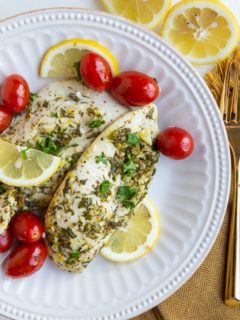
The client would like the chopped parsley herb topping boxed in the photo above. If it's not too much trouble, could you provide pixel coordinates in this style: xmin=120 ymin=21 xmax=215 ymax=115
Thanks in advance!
xmin=88 ymin=118 xmax=105 ymax=129
xmin=0 ymin=185 xmax=5 ymax=194
xmin=99 ymin=180 xmax=111 ymax=195
xmin=30 ymin=92 xmax=38 ymax=102
xmin=73 ymin=61 xmax=81 ymax=78
xmin=123 ymin=153 xmax=136 ymax=176
xmin=68 ymin=251 xmax=80 ymax=263
xmin=127 ymin=133 xmax=140 ymax=145
xmin=123 ymin=158 xmax=136 ymax=176
xmin=50 ymin=112 xmax=58 ymax=118
xmin=122 ymin=201 xmax=136 ymax=209
xmin=20 ymin=148 xmax=29 ymax=160
xmin=117 ymin=186 xmax=137 ymax=208
xmin=39 ymin=135 xmax=62 ymax=155
xmin=96 ymin=152 xmax=108 ymax=165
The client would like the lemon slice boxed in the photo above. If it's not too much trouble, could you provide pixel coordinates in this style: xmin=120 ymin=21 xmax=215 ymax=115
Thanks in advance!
xmin=0 ymin=139 xmax=61 ymax=187
xmin=40 ymin=38 xmax=119 ymax=78
xmin=100 ymin=197 xmax=160 ymax=262
xmin=102 ymin=0 xmax=172 ymax=29
xmin=162 ymin=0 xmax=239 ymax=64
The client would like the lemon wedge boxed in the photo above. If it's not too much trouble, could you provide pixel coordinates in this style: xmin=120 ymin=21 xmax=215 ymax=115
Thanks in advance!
xmin=102 ymin=0 xmax=172 ymax=29
xmin=162 ymin=0 xmax=239 ymax=64
xmin=0 ymin=139 xmax=61 ymax=187
xmin=100 ymin=197 xmax=160 ymax=262
xmin=39 ymin=38 xmax=119 ymax=78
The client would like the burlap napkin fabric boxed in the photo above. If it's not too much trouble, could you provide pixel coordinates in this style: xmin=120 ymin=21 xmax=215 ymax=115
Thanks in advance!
xmin=134 ymin=200 xmax=240 ymax=320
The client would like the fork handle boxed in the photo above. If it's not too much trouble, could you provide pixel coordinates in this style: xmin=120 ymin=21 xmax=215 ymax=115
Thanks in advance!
xmin=225 ymin=147 xmax=240 ymax=305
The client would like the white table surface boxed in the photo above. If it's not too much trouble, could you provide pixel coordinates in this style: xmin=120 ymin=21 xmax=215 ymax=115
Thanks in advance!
xmin=0 ymin=1 xmax=239 ymax=320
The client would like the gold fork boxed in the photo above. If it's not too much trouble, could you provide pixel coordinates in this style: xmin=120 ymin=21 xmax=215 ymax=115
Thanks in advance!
xmin=221 ymin=51 xmax=240 ymax=305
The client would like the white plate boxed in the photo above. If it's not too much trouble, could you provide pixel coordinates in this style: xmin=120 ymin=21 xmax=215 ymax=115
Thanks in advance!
xmin=0 ymin=8 xmax=230 ymax=320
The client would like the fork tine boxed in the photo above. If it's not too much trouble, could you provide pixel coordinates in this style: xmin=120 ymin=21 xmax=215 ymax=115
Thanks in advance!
xmin=230 ymin=63 xmax=239 ymax=122
xmin=226 ymin=64 xmax=233 ymax=123
xmin=236 ymin=63 xmax=240 ymax=122
xmin=220 ymin=60 xmax=231 ymax=122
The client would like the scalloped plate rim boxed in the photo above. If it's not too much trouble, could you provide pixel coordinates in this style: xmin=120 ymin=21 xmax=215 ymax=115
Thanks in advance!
xmin=0 ymin=7 xmax=231 ymax=320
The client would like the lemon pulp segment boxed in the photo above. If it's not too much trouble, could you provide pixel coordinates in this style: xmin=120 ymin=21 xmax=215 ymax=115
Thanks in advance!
xmin=0 ymin=139 xmax=61 ymax=187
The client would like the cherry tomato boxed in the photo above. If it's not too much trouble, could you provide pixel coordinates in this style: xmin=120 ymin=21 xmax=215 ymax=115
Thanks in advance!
xmin=80 ymin=52 xmax=113 ymax=91
xmin=110 ymin=71 xmax=160 ymax=107
xmin=1 ymin=74 xmax=30 ymax=113
xmin=0 ymin=228 xmax=13 ymax=253
xmin=11 ymin=212 xmax=44 ymax=243
xmin=156 ymin=127 xmax=194 ymax=160
xmin=0 ymin=105 xmax=12 ymax=133
xmin=4 ymin=241 xmax=47 ymax=278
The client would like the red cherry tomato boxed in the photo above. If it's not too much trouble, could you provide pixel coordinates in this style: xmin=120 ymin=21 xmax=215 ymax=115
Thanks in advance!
xmin=11 ymin=212 xmax=44 ymax=243
xmin=110 ymin=71 xmax=160 ymax=107
xmin=80 ymin=52 xmax=113 ymax=91
xmin=1 ymin=74 xmax=30 ymax=113
xmin=4 ymin=241 xmax=47 ymax=278
xmin=0 ymin=228 xmax=13 ymax=253
xmin=0 ymin=105 xmax=12 ymax=133
xmin=156 ymin=127 xmax=194 ymax=160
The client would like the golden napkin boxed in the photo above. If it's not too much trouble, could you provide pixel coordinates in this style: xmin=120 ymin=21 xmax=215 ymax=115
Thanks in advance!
xmin=135 ymin=206 xmax=240 ymax=320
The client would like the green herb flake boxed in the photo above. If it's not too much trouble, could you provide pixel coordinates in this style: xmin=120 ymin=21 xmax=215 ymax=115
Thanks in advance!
xmin=20 ymin=148 xmax=29 ymax=160
xmin=78 ymin=197 xmax=92 ymax=209
xmin=68 ymin=93 xmax=80 ymax=102
xmin=30 ymin=92 xmax=38 ymax=102
xmin=123 ymin=157 xmax=136 ymax=175
xmin=68 ymin=251 xmax=80 ymax=262
xmin=127 ymin=133 xmax=139 ymax=145
xmin=39 ymin=135 xmax=62 ymax=155
xmin=73 ymin=61 xmax=81 ymax=78
xmin=68 ymin=157 xmax=78 ymax=167
xmin=88 ymin=118 xmax=105 ymax=129
xmin=43 ymin=100 xmax=49 ymax=108
xmin=99 ymin=180 xmax=111 ymax=195
xmin=96 ymin=152 xmax=108 ymax=165
xmin=117 ymin=186 xmax=137 ymax=203
xmin=50 ymin=112 xmax=58 ymax=118
xmin=122 ymin=200 xmax=136 ymax=209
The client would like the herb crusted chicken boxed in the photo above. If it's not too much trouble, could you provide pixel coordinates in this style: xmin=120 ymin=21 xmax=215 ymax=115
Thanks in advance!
xmin=0 ymin=79 xmax=127 ymax=230
xmin=45 ymin=104 xmax=159 ymax=272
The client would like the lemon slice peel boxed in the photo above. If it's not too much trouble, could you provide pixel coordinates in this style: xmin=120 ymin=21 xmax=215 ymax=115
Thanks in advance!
xmin=39 ymin=38 xmax=119 ymax=78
